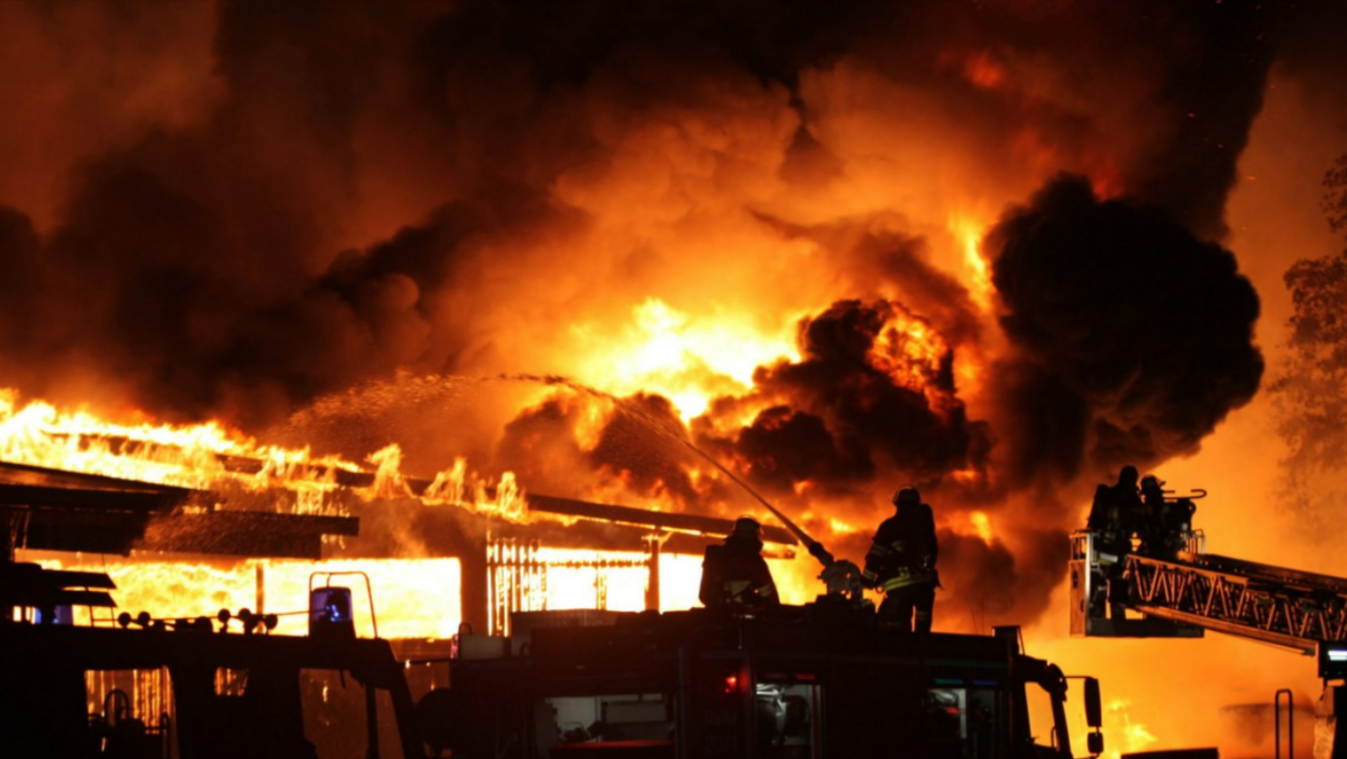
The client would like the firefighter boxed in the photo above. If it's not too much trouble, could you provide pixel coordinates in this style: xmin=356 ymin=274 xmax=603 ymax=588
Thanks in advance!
xmin=1142 ymin=475 xmax=1197 ymax=560
xmin=1167 ymin=496 xmax=1197 ymax=553
xmin=863 ymin=487 xmax=939 ymax=632
xmin=1111 ymin=465 xmax=1143 ymax=539
xmin=1103 ymin=465 xmax=1142 ymax=619
xmin=699 ymin=516 xmax=780 ymax=611
xmin=1140 ymin=474 xmax=1167 ymax=556
xmin=1085 ymin=482 xmax=1123 ymax=617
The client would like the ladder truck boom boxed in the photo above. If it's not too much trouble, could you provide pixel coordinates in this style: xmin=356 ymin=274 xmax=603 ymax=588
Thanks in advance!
xmin=1129 ymin=549 xmax=1347 ymax=654
xmin=1070 ymin=480 xmax=1347 ymax=759
xmin=1071 ymin=529 xmax=1347 ymax=655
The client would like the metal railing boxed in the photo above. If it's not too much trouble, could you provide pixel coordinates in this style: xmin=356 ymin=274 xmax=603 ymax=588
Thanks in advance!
xmin=1275 ymin=688 xmax=1294 ymax=759
xmin=486 ymin=536 xmax=651 ymax=637
xmin=1125 ymin=553 xmax=1347 ymax=654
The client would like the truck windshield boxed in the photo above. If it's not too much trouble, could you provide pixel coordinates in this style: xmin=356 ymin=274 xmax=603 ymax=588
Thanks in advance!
xmin=1024 ymin=680 xmax=1060 ymax=750
xmin=300 ymin=668 xmax=403 ymax=759
xmin=926 ymin=684 xmax=1000 ymax=758
xmin=536 ymin=692 xmax=674 ymax=758
xmin=756 ymin=680 xmax=822 ymax=758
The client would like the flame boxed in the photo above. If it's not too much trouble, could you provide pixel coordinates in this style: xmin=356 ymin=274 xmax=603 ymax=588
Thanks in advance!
xmin=422 ymin=458 xmax=468 ymax=506
xmin=368 ymin=444 xmax=414 ymax=499
xmin=0 ymin=389 xmax=357 ymax=508
xmin=30 ymin=549 xmax=711 ymax=641
xmin=485 ymin=471 xmax=528 ymax=521
xmin=0 ymin=388 xmax=530 ymax=522
xmin=767 ymin=550 xmax=832 ymax=607
xmin=828 ymin=517 xmax=858 ymax=536
xmin=1106 ymin=699 xmax=1158 ymax=758
xmin=36 ymin=556 xmax=464 ymax=640
xmin=4 ymin=387 xmax=714 ymax=636
xmin=946 ymin=213 xmax=993 ymax=311
xmin=942 ymin=509 xmax=996 ymax=547
xmin=534 ymin=547 xmax=651 ymax=610
xmin=969 ymin=511 xmax=994 ymax=542
xmin=866 ymin=306 xmax=958 ymax=412
xmin=572 ymin=297 xmax=798 ymax=421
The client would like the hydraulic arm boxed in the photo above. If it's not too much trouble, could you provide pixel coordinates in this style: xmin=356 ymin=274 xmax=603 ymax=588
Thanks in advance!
xmin=1071 ymin=529 xmax=1347 ymax=654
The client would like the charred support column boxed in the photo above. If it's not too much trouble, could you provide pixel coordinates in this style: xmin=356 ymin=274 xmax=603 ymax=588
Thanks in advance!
xmin=460 ymin=536 xmax=489 ymax=635
xmin=2 ymin=506 xmax=23 ymax=562
xmin=255 ymin=563 xmax=265 ymax=617
xmin=645 ymin=533 xmax=662 ymax=612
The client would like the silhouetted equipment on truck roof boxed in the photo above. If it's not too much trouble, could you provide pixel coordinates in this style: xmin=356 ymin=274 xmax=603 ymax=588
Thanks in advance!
xmin=0 ymin=460 xmax=358 ymax=559
xmin=4 ymin=555 xmax=1113 ymax=759
xmin=1 ymin=564 xmax=426 ymax=759
xmin=3 ymin=454 xmax=1117 ymax=757
xmin=428 ymin=607 xmax=1104 ymax=758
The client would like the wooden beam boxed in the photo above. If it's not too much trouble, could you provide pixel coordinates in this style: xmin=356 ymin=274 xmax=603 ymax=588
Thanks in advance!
xmin=524 ymin=493 xmax=798 ymax=545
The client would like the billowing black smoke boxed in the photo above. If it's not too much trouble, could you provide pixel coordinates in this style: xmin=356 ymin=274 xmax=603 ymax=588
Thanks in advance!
xmin=986 ymin=175 xmax=1264 ymax=492
xmin=0 ymin=0 xmax=1306 ymax=630
xmin=724 ymin=299 xmax=988 ymax=492
xmin=0 ymin=0 xmax=1289 ymax=426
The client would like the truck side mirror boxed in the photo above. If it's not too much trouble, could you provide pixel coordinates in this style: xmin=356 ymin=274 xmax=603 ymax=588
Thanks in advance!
xmin=1087 ymin=731 xmax=1105 ymax=756
xmin=1084 ymin=676 xmax=1102 ymax=728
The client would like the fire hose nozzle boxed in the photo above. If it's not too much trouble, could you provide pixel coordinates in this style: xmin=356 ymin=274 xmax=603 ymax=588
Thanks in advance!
xmin=807 ymin=540 xmax=835 ymax=567
xmin=818 ymin=559 xmax=865 ymax=601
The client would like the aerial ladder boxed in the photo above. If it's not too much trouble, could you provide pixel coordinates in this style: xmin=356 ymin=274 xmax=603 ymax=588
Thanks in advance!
xmin=1070 ymin=487 xmax=1347 ymax=757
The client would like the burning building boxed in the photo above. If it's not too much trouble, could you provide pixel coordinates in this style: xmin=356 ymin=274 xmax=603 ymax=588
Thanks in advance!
xmin=2 ymin=0 xmax=1347 ymax=755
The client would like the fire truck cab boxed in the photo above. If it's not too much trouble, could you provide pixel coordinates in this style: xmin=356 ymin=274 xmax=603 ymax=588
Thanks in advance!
xmin=0 ymin=565 xmax=425 ymax=759
xmin=428 ymin=605 xmax=1101 ymax=758
xmin=0 ymin=620 xmax=426 ymax=759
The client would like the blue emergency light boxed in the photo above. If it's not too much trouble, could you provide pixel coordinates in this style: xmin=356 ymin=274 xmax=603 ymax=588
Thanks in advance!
xmin=309 ymin=586 xmax=356 ymax=640
xmin=34 ymin=605 xmax=72 ymax=625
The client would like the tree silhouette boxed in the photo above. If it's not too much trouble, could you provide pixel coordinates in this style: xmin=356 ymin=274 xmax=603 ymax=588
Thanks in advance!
xmin=1325 ymin=154 xmax=1347 ymax=235
xmin=1272 ymin=153 xmax=1347 ymax=528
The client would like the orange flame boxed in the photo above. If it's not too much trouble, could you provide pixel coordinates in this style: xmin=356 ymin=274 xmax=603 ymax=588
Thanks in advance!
xmin=866 ymin=306 xmax=960 ymax=416
xmin=946 ymin=213 xmax=994 ymax=311
xmin=0 ymin=388 xmax=529 ymax=522
xmin=38 ymin=556 xmax=464 ymax=640
xmin=572 ymin=297 xmax=799 ymax=422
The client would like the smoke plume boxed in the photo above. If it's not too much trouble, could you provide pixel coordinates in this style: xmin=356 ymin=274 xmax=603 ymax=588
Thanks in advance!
xmin=0 ymin=0 xmax=1295 ymax=628
xmin=986 ymin=176 xmax=1264 ymax=494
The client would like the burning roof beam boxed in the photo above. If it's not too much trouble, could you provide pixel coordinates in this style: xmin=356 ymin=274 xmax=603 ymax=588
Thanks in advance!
xmin=45 ymin=431 xmax=793 ymax=545
xmin=1 ymin=461 xmax=194 ymax=558
xmin=0 ymin=461 xmax=358 ymax=560
xmin=0 ymin=562 xmax=117 ymax=612
xmin=522 ymin=493 xmax=798 ymax=545
xmin=138 ymin=510 xmax=358 ymax=560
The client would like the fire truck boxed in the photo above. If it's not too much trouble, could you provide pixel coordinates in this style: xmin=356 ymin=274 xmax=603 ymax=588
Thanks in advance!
xmin=3 ymin=564 xmax=1103 ymax=759
xmin=1 ymin=458 xmax=1109 ymax=758
xmin=425 ymin=606 xmax=1104 ymax=758
xmin=0 ymin=563 xmax=425 ymax=759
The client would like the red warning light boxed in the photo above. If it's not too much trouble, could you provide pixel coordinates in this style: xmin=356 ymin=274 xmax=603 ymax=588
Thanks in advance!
xmin=723 ymin=674 xmax=739 ymax=694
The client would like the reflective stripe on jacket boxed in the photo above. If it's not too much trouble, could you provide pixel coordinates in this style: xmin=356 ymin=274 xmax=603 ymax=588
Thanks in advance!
xmin=881 ymin=566 xmax=936 ymax=592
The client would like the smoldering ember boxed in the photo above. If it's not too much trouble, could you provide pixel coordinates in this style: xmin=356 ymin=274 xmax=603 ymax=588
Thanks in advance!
xmin=1 ymin=2 xmax=1347 ymax=758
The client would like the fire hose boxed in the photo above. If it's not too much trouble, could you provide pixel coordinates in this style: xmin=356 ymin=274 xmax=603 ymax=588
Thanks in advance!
xmin=741 ymin=491 xmax=866 ymax=601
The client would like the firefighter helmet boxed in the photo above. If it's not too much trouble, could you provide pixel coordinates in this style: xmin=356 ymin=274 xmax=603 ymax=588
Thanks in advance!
xmin=892 ymin=487 xmax=920 ymax=507
xmin=1118 ymin=465 xmax=1139 ymax=487
xmin=732 ymin=516 xmax=763 ymax=539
